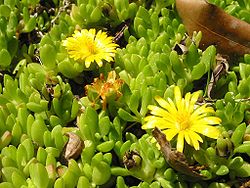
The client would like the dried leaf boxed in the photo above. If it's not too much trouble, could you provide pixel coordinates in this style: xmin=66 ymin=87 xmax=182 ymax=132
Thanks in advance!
xmin=113 ymin=21 xmax=130 ymax=44
xmin=152 ymin=127 xmax=204 ymax=179
xmin=173 ymin=43 xmax=188 ymax=55
xmin=207 ymin=54 xmax=229 ymax=98
xmin=123 ymin=150 xmax=141 ymax=169
xmin=176 ymin=0 xmax=250 ymax=56
xmin=60 ymin=132 xmax=84 ymax=165
xmin=240 ymin=178 xmax=250 ymax=188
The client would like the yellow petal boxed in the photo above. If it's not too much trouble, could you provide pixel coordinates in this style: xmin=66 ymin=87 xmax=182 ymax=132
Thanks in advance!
xmin=167 ymin=98 xmax=178 ymax=113
xmin=96 ymin=29 xmax=103 ymax=38
xmin=62 ymin=40 xmax=68 ymax=46
xmin=174 ymin=86 xmax=182 ymax=109
xmin=163 ymin=129 xmax=179 ymax=141
xmin=178 ymin=98 xmax=186 ymax=113
xmin=148 ymin=105 xmax=174 ymax=120
xmin=174 ymin=86 xmax=182 ymax=101
xmin=189 ymin=135 xmax=200 ymax=150
xmin=177 ymin=131 xmax=185 ymax=152
xmin=85 ymin=60 xmax=91 ymax=68
xmin=197 ymin=116 xmax=222 ymax=125
xmin=191 ymin=105 xmax=215 ymax=119
xmin=89 ymin=28 xmax=96 ymax=37
xmin=104 ymin=56 xmax=113 ymax=62
xmin=184 ymin=92 xmax=191 ymax=111
xmin=188 ymin=91 xmax=199 ymax=113
xmin=73 ymin=30 xmax=80 ymax=36
xmin=187 ymin=130 xmax=203 ymax=150
xmin=96 ymin=60 xmax=103 ymax=67
xmin=184 ymin=130 xmax=191 ymax=145
xmin=155 ymin=96 xmax=177 ymax=115
xmin=190 ymin=124 xmax=220 ymax=139
xmin=190 ymin=112 xmax=209 ymax=122
xmin=142 ymin=116 xmax=176 ymax=129
xmin=188 ymin=130 xmax=203 ymax=143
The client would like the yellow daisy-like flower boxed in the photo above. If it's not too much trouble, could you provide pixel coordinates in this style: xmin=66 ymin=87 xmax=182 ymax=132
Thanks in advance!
xmin=62 ymin=28 xmax=118 ymax=68
xmin=142 ymin=86 xmax=221 ymax=153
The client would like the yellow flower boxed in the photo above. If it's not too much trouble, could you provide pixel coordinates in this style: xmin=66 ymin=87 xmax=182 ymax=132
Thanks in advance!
xmin=142 ymin=86 xmax=221 ymax=153
xmin=62 ymin=29 xmax=118 ymax=68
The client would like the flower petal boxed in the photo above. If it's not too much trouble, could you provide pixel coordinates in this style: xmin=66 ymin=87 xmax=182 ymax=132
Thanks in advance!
xmin=184 ymin=92 xmax=191 ymax=111
xmin=163 ymin=129 xmax=179 ymax=141
xmin=191 ymin=105 xmax=215 ymax=119
xmin=85 ymin=60 xmax=91 ymax=68
xmin=184 ymin=130 xmax=191 ymax=145
xmin=167 ymin=98 xmax=178 ymax=113
xmin=187 ymin=130 xmax=203 ymax=150
xmin=188 ymin=130 xmax=203 ymax=142
xmin=174 ymin=86 xmax=182 ymax=101
xmin=190 ymin=136 xmax=200 ymax=150
xmin=197 ymin=116 xmax=222 ymax=125
xmin=174 ymin=86 xmax=182 ymax=109
xmin=190 ymin=124 xmax=220 ymax=139
xmin=188 ymin=91 xmax=200 ymax=113
xmin=155 ymin=96 xmax=177 ymax=115
xmin=142 ymin=116 xmax=176 ymax=129
xmin=148 ymin=105 xmax=175 ymax=121
xmin=177 ymin=131 xmax=185 ymax=152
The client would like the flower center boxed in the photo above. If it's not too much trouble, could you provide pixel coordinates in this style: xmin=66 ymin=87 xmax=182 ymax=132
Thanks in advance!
xmin=177 ymin=113 xmax=191 ymax=130
xmin=87 ymin=40 xmax=97 ymax=54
